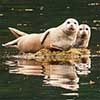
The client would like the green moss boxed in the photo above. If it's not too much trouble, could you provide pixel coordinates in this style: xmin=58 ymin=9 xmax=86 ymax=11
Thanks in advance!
xmin=13 ymin=48 xmax=90 ymax=63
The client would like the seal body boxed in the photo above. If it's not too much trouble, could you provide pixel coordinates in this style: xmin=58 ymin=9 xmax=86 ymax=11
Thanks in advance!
xmin=17 ymin=34 xmax=43 ymax=53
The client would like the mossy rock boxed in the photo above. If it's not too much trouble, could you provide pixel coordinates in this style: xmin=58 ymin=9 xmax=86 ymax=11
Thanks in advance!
xmin=12 ymin=48 xmax=90 ymax=63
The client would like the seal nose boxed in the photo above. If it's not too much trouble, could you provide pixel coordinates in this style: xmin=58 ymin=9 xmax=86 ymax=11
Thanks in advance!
xmin=82 ymin=30 xmax=87 ymax=34
xmin=70 ymin=24 xmax=74 ymax=27
xmin=81 ymin=33 xmax=87 ymax=38
xmin=69 ymin=24 xmax=75 ymax=31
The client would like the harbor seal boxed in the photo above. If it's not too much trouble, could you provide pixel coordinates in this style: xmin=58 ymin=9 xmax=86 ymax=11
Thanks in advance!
xmin=74 ymin=24 xmax=91 ymax=48
xmin=40 ymin=18 xmax=79 ymax=50
xmin=2 ymin=18 xmax=79 ymax=53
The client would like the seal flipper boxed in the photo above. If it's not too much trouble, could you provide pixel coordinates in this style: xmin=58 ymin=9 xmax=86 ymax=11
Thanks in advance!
xmin=8 ymin=27 xmax=27 ymax=38
xmin=2 ymin=38 xmax=19 ymax=48
xmin=40 ymin=31 xmax=50 ymax=45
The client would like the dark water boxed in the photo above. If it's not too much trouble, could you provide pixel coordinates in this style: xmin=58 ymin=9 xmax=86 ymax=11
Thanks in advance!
xmin=0 ymin=0 xmax=100 ymax=100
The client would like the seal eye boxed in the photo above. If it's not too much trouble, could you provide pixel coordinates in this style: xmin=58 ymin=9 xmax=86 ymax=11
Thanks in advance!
xmin=79 ymin=28 xmax=82 ymax=31
xmin=74 ymin=22 xmax=77 ymax=24
xmin=67 ymin=21 xmax=70 ymax=24
xmin=86 ymin=28 xmax=88 ymax=30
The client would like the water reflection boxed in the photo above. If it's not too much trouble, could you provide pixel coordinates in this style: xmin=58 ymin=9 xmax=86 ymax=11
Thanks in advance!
xmin=74 ymin=56 xmax=91 ymax=75
xmin=5 ymin=59 xmax=79 ymax=91
xmin=43 ymin=62 xmax=79 ymax=91
xmin=4 ymin=50 xmax=91 ymax=93
xmin=6 ymin=59 xmax=44 ymax=76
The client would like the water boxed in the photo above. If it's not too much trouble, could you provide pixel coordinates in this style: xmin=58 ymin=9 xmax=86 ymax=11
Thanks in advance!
xmin=0 ymin=0 xmax=100 ymax=100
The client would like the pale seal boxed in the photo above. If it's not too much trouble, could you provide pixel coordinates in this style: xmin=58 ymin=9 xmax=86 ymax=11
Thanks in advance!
xmin=74 ymin=24 xmax=91 ymax=48
xmin=2 ymin=18 xmax=79 ymax=53
xmin=40 ymin=18 xmax=79 ymax=50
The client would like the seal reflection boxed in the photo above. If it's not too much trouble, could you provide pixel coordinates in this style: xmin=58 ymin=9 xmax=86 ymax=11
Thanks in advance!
xmin=5 ymin=53 xmax=91 ymax=91
xmin=5 ymin=59 xmax=79 ymax=91
xmin=43 ymin=62 xmax=79 ymax=91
